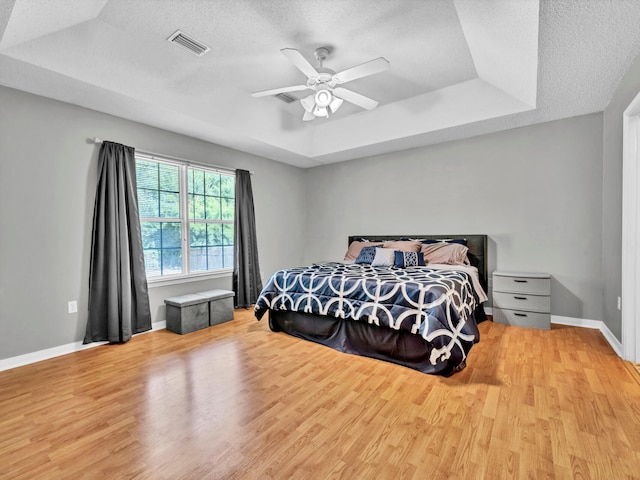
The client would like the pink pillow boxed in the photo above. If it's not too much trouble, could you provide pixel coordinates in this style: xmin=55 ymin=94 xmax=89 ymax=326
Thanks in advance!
xmin=382 ymin=241 xmax=421 ymax=253
xmin=344 ymin=241 xmax=383 ymax=261
xmin=420 ymin=243 xmax=469 ymax=265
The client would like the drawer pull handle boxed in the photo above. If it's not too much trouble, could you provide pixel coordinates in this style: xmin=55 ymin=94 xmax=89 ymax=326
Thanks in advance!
xmin=514 ymin=279 xmax=528 ymax=283
xmin=514 ymin=296 xmax=528 ymax=300
xmin=514 ymin=313 xmax=528 ymax=317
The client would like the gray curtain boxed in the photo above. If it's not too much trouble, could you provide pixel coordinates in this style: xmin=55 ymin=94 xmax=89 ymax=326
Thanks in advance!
xmin=233 ymin=169 xmax=263 ymax=308
xmin=84 ymin=141 xmax=152 ymax=344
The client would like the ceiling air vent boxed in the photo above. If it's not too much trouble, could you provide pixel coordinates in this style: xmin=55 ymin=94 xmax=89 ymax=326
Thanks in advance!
xmin=275 ymin=92 xmax=297 ymax=103
xmin=167 ymin=30 xmax=210 ymax=57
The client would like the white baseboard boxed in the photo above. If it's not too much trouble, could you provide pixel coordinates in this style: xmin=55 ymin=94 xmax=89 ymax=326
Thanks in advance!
xmin=0 ymin=339 xmax=108 ymax=372
xmin=152 ymin=321 xmax=166 ymax=331
xmin=485 ymin=308 xmax=623 ymax=359
xmin=0 ymin=321 xmax=167 ymax=373
xmin=551 ymin=315 xmax=624 ymax=358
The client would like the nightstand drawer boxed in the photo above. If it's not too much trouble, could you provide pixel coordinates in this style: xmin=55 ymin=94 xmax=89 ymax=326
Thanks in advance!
xmin=492 ymin=275 xmax=550 ymax=295
xmin=493 ymin=291 xmax=550 ymax=313
xmin=493 ymin=307 xmax=550 ymax=330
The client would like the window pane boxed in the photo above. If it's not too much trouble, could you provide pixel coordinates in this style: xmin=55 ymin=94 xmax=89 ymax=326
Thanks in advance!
xmin=143 ymin=249 xmax=161 ymax=277
xmin=222 ymin=224 xmax=233 ymax=246
xmin=207 ymin=246 xmax=223 ymax=270
xmin=189 ymin=169 xmax=205 ymax=194
xmin=205 ymin=172 xmax=220 ymax=196
xmin=136 ymin=161 xmax=158 ymax=190
xmin=223 ymin=246 xmax=234 ymax=269
xmin=208 ymin=223 xmax=222 ymax=246
xmin=136 ymin=159 xmax=180 ymax=220
xmin=160 ymin=191 xmax=180 ymax=218
xmin=141 ymin=223 xmax=183 ymax=276
xmin=189 ymin=193 xmax=205 ymax=219
xmin=138 ymin=189 xmax=159 ymax=218
xmin=221 ymin=198 xmax=234 ymax=221
xmin=190 ymin=223 xmax=206 ymax=247
xmin=161 ymin=222 xmax=182 ymax=248
xmin=162 ymin=248 xmax=182 ymax=275
xmin=159 ymin=164 xmax=179 ymax=192
xmin=205 ymin=196 xmax=221 ymax=220
xmin=190 ymin=247 xmax=207 ymax=272
xmin=141 ymin=222 xmax=160 ymax=249
xmin=221 ymin=174 xmax=234 ymax=198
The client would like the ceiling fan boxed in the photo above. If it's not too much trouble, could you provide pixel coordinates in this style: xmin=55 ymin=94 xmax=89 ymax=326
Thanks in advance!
xmin=251 ymin=47 xmax=390 ymax=121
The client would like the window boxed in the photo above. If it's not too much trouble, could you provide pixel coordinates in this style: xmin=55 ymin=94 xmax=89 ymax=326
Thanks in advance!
xmin=135 ymin=154 xmax=234 ymax=281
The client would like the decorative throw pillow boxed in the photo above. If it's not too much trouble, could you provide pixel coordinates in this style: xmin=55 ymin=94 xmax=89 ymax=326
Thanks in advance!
xmin=344 ymin=241 xmax=383 ymax=261
xmin=355 ymin=246 xmax=380 ymax=264
xmin=394 ymin=251 xmax=426 ymax=268
xmin=420 ymin=243 xmax=469 ymax=265
xmin=371 ymin=248 xmax=396 ymax=267
xmin=382 ymin=240 xmax=422 ymax=252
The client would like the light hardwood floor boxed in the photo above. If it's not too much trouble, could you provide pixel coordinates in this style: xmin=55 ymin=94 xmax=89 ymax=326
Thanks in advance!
xmin=1 ymin=309 xmax=639 ymax=479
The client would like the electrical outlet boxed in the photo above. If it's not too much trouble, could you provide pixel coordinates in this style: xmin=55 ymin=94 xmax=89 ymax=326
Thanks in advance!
xmin=68 ymin=301 xmax=78 ymax=314
xmin=617 ymin=296 xmax=621 ymax=311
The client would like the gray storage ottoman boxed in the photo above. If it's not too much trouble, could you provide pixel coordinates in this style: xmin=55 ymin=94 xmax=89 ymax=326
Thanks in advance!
xmin=164 ymin=293 xmax=210 ymax=334
xmin=199 ymin=289 xmax=235 ymax=326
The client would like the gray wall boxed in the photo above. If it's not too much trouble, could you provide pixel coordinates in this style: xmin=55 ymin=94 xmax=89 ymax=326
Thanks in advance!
xmin=304 ymin=113 xmax=605 ymax=322
xmin=0 ymin=82 xmax=619 ymax=362
xmin=602 ymin=52 xmax=640 ymax=341
xmin=0 ymin=86 xmax=306 ymax=360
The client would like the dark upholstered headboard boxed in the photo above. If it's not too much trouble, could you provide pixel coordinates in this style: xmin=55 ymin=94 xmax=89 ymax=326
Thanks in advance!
xmin=348 ymin=234 xmax=488 ymax=290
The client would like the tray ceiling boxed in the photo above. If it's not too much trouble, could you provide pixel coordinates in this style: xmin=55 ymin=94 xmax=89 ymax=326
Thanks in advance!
xmin=2 ymin=0 xmax=640 ymax=168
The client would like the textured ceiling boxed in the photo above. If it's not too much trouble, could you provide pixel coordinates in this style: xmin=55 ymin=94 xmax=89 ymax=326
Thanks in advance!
xmin=1 ymin=0 xmax=640 ymax=168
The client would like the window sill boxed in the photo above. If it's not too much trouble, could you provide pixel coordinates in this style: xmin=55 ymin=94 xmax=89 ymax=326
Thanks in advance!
xmin=147 ymin=269 xmax=233 ymax=288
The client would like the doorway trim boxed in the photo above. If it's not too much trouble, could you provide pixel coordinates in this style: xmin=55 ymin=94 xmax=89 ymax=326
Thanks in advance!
xmin=622 ymin=91 xmax=640 ymax=363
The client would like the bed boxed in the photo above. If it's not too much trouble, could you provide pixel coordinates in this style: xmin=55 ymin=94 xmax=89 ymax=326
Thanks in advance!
xmin=254 ymin=235 xmax=488 ymax=376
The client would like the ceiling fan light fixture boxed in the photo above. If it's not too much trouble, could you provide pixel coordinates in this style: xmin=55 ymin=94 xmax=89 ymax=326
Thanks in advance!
xmin=310 ymin=88 xmax=342 ymax=118
xmin=314 ymin=89 xmax=332 ymax=108
xmin=301 ymin=94 xmax=315 ymax=112
xmin=313 ymin=105 xmax=329 ymax=118
xmin=329 ymin=96 xmax=343 ymax=113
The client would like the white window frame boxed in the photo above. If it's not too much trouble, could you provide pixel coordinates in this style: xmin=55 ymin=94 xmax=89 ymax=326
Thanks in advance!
xmin=136 ymin=153 xmax=235 ymax=287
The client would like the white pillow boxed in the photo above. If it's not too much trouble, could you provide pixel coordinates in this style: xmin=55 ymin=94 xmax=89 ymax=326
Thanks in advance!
xmin=371 ymin=248 xmax=396 ymax=267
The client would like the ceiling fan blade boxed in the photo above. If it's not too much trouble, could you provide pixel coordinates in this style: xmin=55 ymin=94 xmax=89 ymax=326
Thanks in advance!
xmin=281 ymin=48 xmax=319 ymax=78
xmin=333 ymin=57 xmax=390 ymax=84
xmin=303 ymin=110 xmax=315 ymax=121
xmin=251 ymin=85 xmax=310 ymax=97
xmin=333 ymin=87 xmax=379 ymax=110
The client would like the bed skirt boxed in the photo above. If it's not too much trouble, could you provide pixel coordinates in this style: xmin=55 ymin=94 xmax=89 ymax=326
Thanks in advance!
xmin=268 ymin=307 xmax=484 ymax=376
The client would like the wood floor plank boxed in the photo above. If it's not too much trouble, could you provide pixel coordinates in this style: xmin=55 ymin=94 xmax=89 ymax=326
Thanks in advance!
xmin=1 ymin=310 xmax=639 ymax=479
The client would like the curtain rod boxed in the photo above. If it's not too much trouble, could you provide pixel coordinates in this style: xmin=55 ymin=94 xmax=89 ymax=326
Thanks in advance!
xmin=90 ymin=137 xmax=254 ymax=175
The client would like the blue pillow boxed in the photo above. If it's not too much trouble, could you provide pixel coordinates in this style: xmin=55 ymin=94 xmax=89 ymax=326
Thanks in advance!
xmin=355 ymin=246 xmax=379 ymax=264
xmin=394 ymin=251 xmax=426 ymax=267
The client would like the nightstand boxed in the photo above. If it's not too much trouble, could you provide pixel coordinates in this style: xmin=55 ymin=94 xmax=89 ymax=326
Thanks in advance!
xmin=492 ymin=271 xmax=551 ymax=330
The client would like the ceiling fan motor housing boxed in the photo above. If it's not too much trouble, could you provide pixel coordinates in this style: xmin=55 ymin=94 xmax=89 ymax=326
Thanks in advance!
xmin=314 ymin=47 xmax=331 ymax=62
